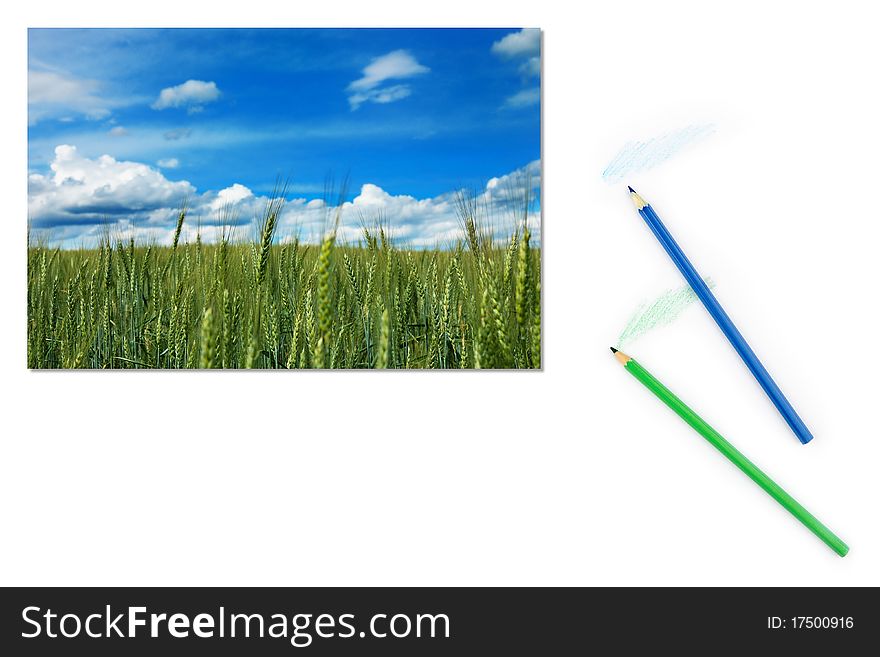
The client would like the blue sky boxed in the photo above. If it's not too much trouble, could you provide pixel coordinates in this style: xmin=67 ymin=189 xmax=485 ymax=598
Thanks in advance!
xmin=28 ymin=28 xmax=541 ymax=247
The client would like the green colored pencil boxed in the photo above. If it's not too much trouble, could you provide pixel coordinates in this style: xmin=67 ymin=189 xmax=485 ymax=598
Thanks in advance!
xmin=611 ymin=347 xmax=848 ymax=557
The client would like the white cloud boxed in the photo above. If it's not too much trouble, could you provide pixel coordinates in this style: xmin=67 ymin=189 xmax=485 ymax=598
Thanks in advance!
xmin=519 ymin=56 xmax=541 ymax=77
xmin=28 ymin=69 xmax=112 ymax=124
xmin=491 ymin=30 xmax=541 ymax=109
xmin=347 ymin=50 xmax=429 ymax=110
xmin=503 ymin=88 xmax=540 ymax=109
xmin=348 ymin=50 xmax=429 ymax=92
xmin=157 ymin=158 xmax=179 ymax=169
xmin=482 ymin=159 xmax=541 ymax=205
xmin=277 ymin=160 xmax=541 ymax=248
xmin=28 ymin=145 xmax=540 ymax=249
xmin=210 ymin=183 xmax=253 ymax=211
xmin=363 ymin=84 xmax=412 ymax=105
xmin=108 ymin=126 xmax=128 ymax=137
xmin=152 ymin=80 xmax=221 ymax=111
xmin=491 ymin=28 xmax=540 ymax=59
xmin=28 ymin=145 xmax=194 ymax=231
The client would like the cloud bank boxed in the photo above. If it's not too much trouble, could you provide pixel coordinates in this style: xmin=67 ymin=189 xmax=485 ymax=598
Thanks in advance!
xmin=28 ymin=146 xmax=540 ymax=249
xmin=28 ymin=145 xmax=195 ymax=232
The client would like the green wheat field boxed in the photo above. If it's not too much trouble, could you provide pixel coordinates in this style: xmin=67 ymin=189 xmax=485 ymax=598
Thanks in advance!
xmin=27 ymin=195 xmax=541 ymax=369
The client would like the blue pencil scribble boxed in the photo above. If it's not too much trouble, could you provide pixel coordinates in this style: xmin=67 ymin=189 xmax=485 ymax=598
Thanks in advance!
xmin=602 ymin=124 xmax=715 ymax=183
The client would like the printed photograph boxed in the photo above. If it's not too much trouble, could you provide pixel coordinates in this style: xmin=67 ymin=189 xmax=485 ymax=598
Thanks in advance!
xmin=27 ymin=28 xmax=541 ymax=369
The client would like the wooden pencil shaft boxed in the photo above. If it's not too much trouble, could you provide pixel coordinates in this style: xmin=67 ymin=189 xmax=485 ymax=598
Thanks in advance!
xmin=635 ymin=197 xmax=814 ymax=445
xmin=620 ymin=355 xmax=848 ymax=557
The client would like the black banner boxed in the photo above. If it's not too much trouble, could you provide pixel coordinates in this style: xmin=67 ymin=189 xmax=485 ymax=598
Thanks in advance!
xmin=0 ymin=587 xmax=873 ymax=654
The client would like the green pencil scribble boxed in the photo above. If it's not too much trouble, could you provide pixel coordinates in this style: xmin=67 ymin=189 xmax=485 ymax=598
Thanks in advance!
xmin=616 ymin=278 xmax=716 ymax=348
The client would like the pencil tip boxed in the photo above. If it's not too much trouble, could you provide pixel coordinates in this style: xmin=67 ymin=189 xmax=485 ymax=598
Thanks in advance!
xmin=629 ymin=187 xmax=647 ymax=210
xmin=611 ymin=348 xmax=631 ymax=365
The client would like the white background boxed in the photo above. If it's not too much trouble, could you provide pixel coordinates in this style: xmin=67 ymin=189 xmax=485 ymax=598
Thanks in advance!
xmin=2 ymin=1 xmax=879 ymax=586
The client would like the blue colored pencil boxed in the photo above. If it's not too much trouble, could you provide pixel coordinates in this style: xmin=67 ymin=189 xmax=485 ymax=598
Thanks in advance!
xmin=627 ymin=186 xmax=814 ymax=445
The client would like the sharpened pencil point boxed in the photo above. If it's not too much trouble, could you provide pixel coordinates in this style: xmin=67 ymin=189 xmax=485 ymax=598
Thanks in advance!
xmin=629 ymin=187 xmax=647 ymax=210
xmin=612 ymin=348 xmax=631 ymax=365
xmin=627 ymin=186 xmax=635 ymax=193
